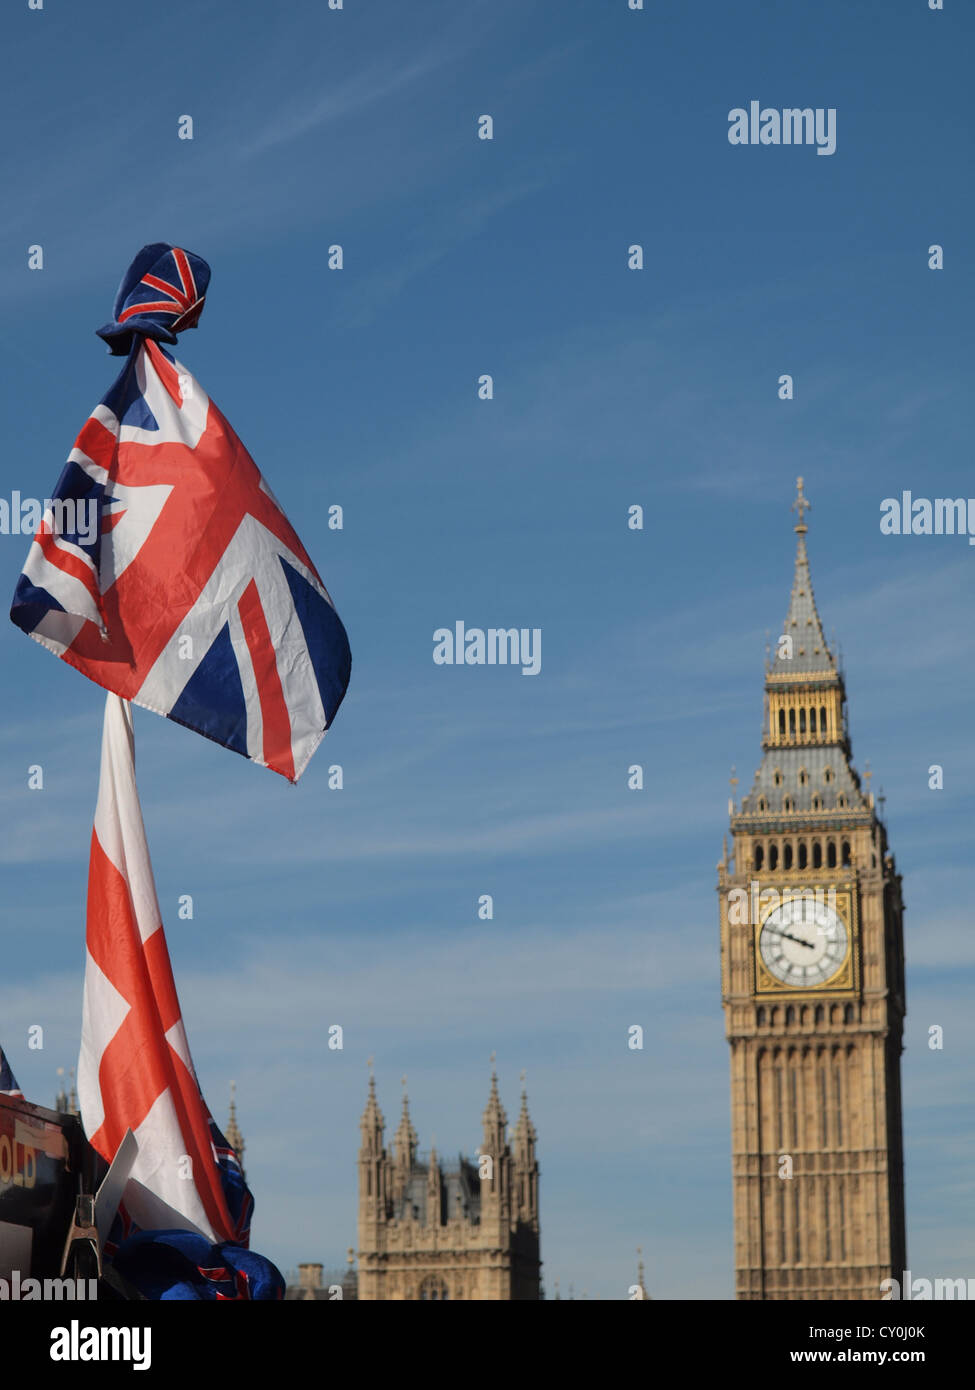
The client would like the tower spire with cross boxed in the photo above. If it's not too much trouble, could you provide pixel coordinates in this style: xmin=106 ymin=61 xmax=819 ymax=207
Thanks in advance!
xmin=792 ymin=475 xmax=810 ymax=532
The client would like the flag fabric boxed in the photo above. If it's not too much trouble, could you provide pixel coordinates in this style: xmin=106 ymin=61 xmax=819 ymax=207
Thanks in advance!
xmin=10 ymin=243 xmax=350 ymax=782
xmin=210 ymin=1116 xmax=252 ymax=1248
xmin=112 ymin=1231 xmax=284 ymax=1301
xmin=0 ymin=1044 xmax=23 ymax=1098
xmin=77 ymin=692 xmax=250 ymax=1245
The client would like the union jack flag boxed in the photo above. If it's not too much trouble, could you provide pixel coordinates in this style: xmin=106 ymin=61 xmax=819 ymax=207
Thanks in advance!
xmin=10 ymin=334 xmax=350 ymax=781
xmin=79 ymin=693 xmax=251 ymax=1245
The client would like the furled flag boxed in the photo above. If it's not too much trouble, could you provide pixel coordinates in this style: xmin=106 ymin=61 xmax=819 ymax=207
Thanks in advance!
xmin=0 ymin=1043 xmax=23 ymax=1098
xmin=10 ymin=243 xmax=350 ymax=781
xmin=77 ymin=691 xmax=250 ymax=1244
xmin=112 ymin=1232 xmax=284 ymax=1301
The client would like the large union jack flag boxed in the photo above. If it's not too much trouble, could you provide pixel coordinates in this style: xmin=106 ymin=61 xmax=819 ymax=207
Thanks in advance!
xmin=10 ymin=335 xmax=350 ymax=781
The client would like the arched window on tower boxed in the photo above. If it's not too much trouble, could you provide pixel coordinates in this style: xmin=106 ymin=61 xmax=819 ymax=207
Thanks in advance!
xmin=841 ymin=840 xmax=851 ymax=867
xmin=769 ymin=844 xmax=779 ymax=870
xmin=420 ymin=1276 xmax=450 ymax=1301
xmin=789 ymin=708 xmax=796 ymax=737
xmin=827 ymin=841 xmax=837 ymax=868
xmin=813 ymin=841 xmax=822 ymax=868
xmin=754 ymin=844 xmax=764 ymax=871
xmin=779 ymin=709 xmax=786 ymax=736
xmin=784 ymin=843 xmax=793 ymax=870
xmin=810 ymin=707 xmax=817 ymax=733
xmin=820 ymin=705 xmax=827 ymax=733
xmin=798 ymin=767 xmax=808 ymax=786
xmin=798 ymin=841 xmax=808 ymax=870
xmin=785 ymin=1005 xmax=795 ymax=1025
xmin=773 ymin=768 xmax=782 ymax=786
xmin=799 ymin=707 xmax=806 ymax=734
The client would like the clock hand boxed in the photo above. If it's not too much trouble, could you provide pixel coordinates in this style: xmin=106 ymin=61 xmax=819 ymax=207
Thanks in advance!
xmin=767 ymin=928 xmax=817 ymax=951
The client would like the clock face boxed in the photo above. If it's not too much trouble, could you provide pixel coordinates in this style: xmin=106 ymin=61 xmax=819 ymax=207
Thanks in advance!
xmin=759 ymin=897 xmax=848 ymax=987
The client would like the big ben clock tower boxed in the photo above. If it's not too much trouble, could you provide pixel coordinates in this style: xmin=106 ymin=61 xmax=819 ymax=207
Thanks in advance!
xmin=718 ymin=480 xmax=907 ymax=1300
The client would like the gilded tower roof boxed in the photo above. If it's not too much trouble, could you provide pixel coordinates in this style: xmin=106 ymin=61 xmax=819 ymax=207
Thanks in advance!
xmin=736 ymin=480 xmax=869 ymax=821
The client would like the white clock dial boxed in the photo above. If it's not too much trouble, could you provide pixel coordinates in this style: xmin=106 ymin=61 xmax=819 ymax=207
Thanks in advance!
xmin=759 ymin=897 xmax=848 ymax=987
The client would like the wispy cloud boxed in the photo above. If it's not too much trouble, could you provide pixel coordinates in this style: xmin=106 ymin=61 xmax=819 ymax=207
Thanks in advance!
xmin=240 ymin=50 xmax=456 ymax=160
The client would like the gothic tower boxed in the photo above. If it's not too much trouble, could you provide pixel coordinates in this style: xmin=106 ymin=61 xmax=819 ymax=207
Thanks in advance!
xmin=356 ymin=1068 xmax=541 ymax=1300
xmin=717 ymin=480 xmax=906 ymax=1300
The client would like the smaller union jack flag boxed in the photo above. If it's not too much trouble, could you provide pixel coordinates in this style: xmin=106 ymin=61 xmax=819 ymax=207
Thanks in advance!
xmin=94 ymin=242 xmax=210 ymax=356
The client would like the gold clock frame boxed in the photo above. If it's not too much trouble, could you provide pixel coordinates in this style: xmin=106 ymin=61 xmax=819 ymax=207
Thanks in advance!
xmin=753 ymin=884 xmax=859 ymax=995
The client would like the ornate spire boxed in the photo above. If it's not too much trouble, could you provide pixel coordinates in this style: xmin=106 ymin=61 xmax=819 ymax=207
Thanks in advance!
xmin=393 ymin=1076 xmax=418 ymax=1170
xmin=511 ymin=1071 xmax=537 ymax=1148
xmin=511 ymin=1070 xmax=539 ymax=1229
xmin=359 ymin=1065 xmax=385 ymax=1153
xmin=226 ymin=1079 xmax=245 ymax=1179
xmin=770 ymin=478 xmax=834 ymax=676
xmin=733 ymin=480 xmax=867 ymax=818
xmin=481 ymin=1056 xmax=507 ymax=1145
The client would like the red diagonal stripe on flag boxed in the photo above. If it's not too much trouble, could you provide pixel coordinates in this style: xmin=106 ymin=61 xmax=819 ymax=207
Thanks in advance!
xmin=34 ymin=526 xmax=101 ymax=604
xmin=238 ymin=577 xmax=295 ymax=781
xmin=171 ymin=248 xmax=197 ymax=304
xmin=140 ymin=273 xmax=192 ymax=311
xmin=86 ymin=832 xmax=235 ymax=1241
xmin=86 ymin=833 xmax=173 ymax=1150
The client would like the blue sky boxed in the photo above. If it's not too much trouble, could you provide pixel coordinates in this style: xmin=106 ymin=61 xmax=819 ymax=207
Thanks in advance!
xmin=1 ymin=0 xmax=972 ymax=1297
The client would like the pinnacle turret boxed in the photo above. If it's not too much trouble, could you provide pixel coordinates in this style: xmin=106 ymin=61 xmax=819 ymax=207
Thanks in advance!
xmin=359 ymin=1069 xmax=385 ymax=1153
xmin=393 ymin=1079 xmax=418 ymax=1170
xmin=511 ymin=1081 xmax=537 ymax=1150
xmin=481 ymin=1061 xmax=507 ymax=1152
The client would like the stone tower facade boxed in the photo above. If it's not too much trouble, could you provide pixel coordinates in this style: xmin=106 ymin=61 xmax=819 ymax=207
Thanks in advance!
xmin=718 ymin=480 xmax=907 ymax=1300
xmin=356 ymin=1071 xmax=541 ymax=1300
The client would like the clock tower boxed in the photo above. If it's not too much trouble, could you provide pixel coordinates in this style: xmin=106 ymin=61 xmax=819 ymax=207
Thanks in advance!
xmin=718 ymin=480 xmax=906 ymax=1300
